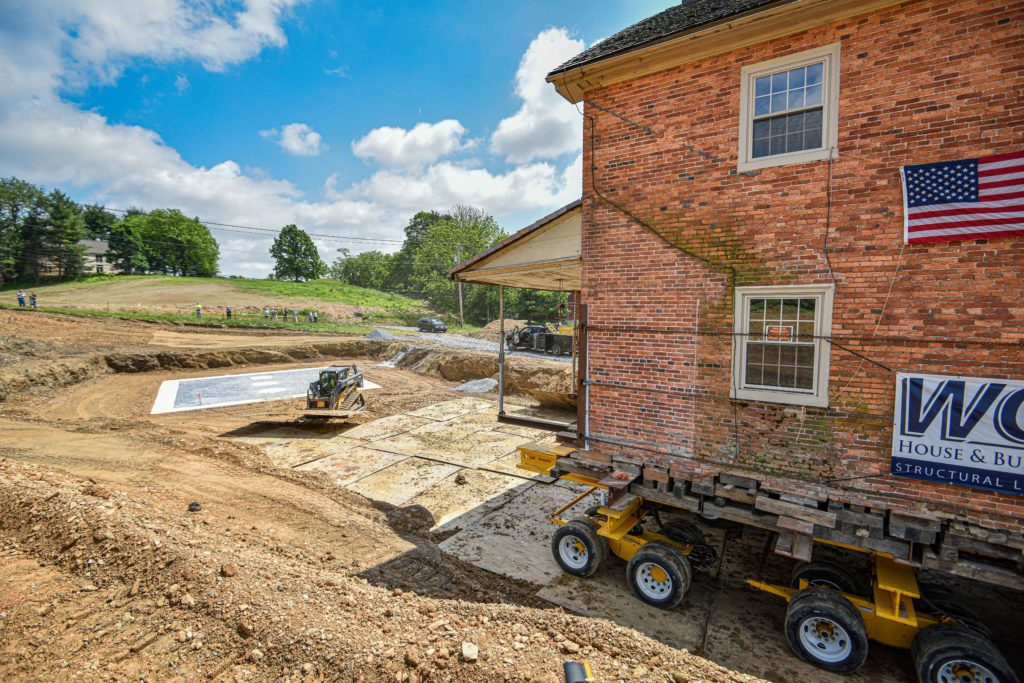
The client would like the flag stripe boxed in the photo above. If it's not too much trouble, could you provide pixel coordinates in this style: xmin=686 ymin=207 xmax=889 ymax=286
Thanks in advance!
xmin=909 ymin=201 xmax=1024 ymax=220
xmin=908 ymin=228 xmax=1024 ymax=243
xmin=979 ymin=177 xmax=1024 ymax=191
xmin=978 ymin=164 xmax=1024 ymax=178
xmin=908 ymin=215 xmax=1024 ymax=231
xmin=979 ymin=150 xmax=1024 ymax=164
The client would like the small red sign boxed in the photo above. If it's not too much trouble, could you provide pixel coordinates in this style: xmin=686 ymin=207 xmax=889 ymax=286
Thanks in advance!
xmin=764 ymin=325 xmax=793 ymax=342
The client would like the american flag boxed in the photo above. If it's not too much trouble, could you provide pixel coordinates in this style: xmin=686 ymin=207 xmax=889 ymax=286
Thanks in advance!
xmin=901 ymin=150 xmax=1024 ymax=244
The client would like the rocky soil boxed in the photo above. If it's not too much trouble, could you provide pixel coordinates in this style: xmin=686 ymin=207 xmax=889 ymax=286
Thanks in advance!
xmin=0 ymin=310 xmax=758 ymax=682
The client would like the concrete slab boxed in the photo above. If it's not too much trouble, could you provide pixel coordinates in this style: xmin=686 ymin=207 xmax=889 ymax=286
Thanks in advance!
xmin=408 ymin=397 xmax=494 ymax=421
xmin=404 ymin=469 xmax=535 ymax=533
xmin=340 ymin=414 xmax=432 ymax=442
xmin=258 ymin=436 xmax=368 ymax=469
xmin=438 ymin=481 xmax=601 ymax=586
xmin=374 ymin=421 xmax=527 ymax=468
xmin=296 ymin=447 xmax=408 ymax=486
xmin=346 ymin=457 xmax=460 ymax=506
xmin=152 ymin=366 xmax=327 ymax=414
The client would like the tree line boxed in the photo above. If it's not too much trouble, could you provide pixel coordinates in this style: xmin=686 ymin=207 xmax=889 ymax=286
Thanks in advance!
xmin=270 ymin=205 xmax=567 ymax=326
xmin=0 ymin=176 xmax=220 ymax=286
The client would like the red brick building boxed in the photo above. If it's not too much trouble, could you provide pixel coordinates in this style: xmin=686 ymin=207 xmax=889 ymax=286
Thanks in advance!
xmin=544 ymin=0 xmax=1024 ymax=577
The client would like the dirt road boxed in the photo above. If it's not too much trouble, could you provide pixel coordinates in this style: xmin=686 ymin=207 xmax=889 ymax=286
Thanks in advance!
xmin=0 ymin=310 xmax=756 ymax=683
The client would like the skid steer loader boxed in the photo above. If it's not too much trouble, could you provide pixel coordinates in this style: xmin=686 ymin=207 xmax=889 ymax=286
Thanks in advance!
xmin=302 ymin=365 xmax=367 ymax=420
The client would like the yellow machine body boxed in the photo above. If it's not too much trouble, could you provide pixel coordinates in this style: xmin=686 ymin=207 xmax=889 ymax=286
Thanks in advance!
xmin=518 ymin=442 xmax=949 ymax=653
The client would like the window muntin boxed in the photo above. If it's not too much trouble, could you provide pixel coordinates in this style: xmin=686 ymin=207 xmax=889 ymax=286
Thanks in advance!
xmin=732 ymin=285 xmax=833 ymax=407
xmin=743 ymin=297 xmax=817 ymax=391
xmin=738 ymin=44 xmax=839 ymax=171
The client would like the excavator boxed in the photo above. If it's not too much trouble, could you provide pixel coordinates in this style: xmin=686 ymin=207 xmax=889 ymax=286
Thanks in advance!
xmin=302 ymin=365 xmax=368 ymax=420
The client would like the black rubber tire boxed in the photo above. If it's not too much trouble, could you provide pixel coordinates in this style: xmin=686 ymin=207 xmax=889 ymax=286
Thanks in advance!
xmin=784 ymin=587 xmax=869 ymax=674
xmin=790 ymin=560 xmax=863 ymax=595
xmin=551 ymin=519 xmax=607 ymax=578
xmin=625 ymin=543 xmax=691 ymax=609
xmin=917 ymin=583 xmax=995 ymax=641
xmin=913 ymin=623 xmax=1018 ymax=683
xmin=551 ymin=344 xmax=562 ymax=356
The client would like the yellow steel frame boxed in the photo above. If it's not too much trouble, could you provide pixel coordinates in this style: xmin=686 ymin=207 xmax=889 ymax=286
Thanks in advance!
xmin=518 ymin=444 xmax=954 ymax=652
xmin=747 ymin=555 xmax=943 ymax=650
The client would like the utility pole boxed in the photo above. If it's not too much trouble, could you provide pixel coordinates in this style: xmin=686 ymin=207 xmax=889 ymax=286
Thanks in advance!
xmin=454 ymin=244 xmax=465 ymax=328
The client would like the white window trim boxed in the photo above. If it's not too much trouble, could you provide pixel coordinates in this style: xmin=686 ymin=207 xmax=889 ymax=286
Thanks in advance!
xmin=737 ymin=43 xmax=841 ymax=172
xmin=731 ymin=284 xmax=834 ymax=408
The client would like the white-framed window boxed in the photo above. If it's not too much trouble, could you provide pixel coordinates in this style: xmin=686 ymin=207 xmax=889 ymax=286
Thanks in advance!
xmin=732 ymin=284 xmax=833 ymax=407
xmin=737 ymin=43 xmax=840 ymax=172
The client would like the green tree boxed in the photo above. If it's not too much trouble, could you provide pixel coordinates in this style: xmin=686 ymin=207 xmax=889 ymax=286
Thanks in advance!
xmin=389 ymin=210 xmax=449 ymax=290
xmin=329 ymin=249 xmax=395 ymax=289
xmin=270 ymin=224 xmax=325 ymax=281
xmin=0 ymin=177 xmax=44 ymax=287
xmin=107 ymin=219 xmax=149 ymax=274
xmin=82 ymin=204 xmax=117 ymax=239
xmin=46 ymin=190 xmax=87 ymax=278
xmin=135 ymin=209 xmax=219 ymax=276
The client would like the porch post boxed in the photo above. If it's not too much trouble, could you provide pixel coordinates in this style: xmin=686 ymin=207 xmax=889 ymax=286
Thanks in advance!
xmin=498 ymin=285 xmax=505 ymax=416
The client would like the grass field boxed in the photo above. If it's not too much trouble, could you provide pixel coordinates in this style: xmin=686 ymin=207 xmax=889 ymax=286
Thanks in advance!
xmin=1 ymin=275 xmax=429 ymax=319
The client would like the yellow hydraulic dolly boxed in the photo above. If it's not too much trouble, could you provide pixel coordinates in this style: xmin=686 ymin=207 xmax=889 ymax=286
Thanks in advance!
xmin=520 ymin=443 xmax=1019 ymax=683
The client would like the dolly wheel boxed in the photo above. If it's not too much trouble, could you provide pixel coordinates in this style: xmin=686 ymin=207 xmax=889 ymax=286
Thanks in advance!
xmin=625 ymin=543 xmax=691 ymax=609
xmin=551 ymin=519 xmax=607 ymax=578
xmin=790 ymin=560 xmax=863 ymax=595
xmin=784 ymin=588 xmax=868 ymax=674
xmin=913 ymin=624 xmax=1018 ymax=683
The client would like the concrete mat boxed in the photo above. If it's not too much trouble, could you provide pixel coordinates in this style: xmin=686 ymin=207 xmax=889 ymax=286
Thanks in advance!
xmin=481 ymin=452 xmax=556 ymax=483
xmin=340 ymin=414 xmax=432 ymax=442
xmin=295 ymin=447 xmax=408 ymax=486
xmin=439 ymin=481 xmax=600 ymax=585
xmin=374 ymin=421 xmax=527 ymax=468
xmin=259 ymin=436 xmax=367 ymax=468
xmin=404 ymin=469 xmax=535 ymax=533
xmin=408 ymin=397 xmax=494 ymax=421
xmin=346 ymin=456 xmax=460 ymax=506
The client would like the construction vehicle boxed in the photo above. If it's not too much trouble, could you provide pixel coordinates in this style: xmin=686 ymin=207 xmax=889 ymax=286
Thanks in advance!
xmin=302 ymin=365 xmax=367 ymax=420
xmin=518 ymin=443 xmax=1018 ymax=683
xmin=506 ymin=322 xmax=574 ymax=356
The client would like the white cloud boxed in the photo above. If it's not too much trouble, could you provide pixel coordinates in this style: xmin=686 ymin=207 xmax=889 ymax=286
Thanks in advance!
xmin=352 ymin=120 xmax=477 ymax=168
xmin=174 ymin=73 xmax=190 ymax=93
xmin=261 ymin=123 xmax=325 ymax=157
xmin=324 ymin=65 xmax=349 ymax=79
xmin=490 ymin=28 xmax=584 ymax=164
xmin=0 ymin=3 xmax=583 ymax=277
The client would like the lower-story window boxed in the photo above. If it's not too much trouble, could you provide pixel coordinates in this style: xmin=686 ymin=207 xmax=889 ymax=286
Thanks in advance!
xmin=732 ymin=284 xmax=833 ymax=407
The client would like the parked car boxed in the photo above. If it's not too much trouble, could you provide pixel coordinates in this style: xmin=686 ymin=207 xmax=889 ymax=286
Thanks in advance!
xmin=505 ymin=324 xmax=573 ymax=355
xmin=417 ymin=317 xmax=448 ymax=333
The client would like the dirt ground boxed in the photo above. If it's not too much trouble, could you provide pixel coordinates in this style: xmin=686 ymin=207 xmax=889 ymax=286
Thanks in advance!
xmin=0 ymin=310 xmax=757 ymax=683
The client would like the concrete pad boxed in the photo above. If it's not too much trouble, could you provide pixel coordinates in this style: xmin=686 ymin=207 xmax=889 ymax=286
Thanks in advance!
xmin=374 ymin=421 xmax=527 ymax=468
xmin=340 ymin=414 xmax=432 ymax=442
xmin=404 ymin=468 xmax=535 ymax=533
xmin=346 ymin=456 xmax=460 ymax=506
xmin=439 ymin=481 xmax=601 ymax=585
xmin=259 ymin=436 xmax=367 ymax=468
xmin=408 ymin=397 xmax=494 ymax=421
xmin=295 ymin=447 xmax=408 ymax=486
xmin=536 ymin=567 xmax=708 ymax=650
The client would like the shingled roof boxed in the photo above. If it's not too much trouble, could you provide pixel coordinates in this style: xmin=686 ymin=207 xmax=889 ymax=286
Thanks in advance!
xmin=548 ymin=0 xmax=784 ymax=76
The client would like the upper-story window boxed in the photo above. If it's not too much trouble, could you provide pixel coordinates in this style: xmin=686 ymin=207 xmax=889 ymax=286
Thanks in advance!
xmin=738 ymin=44 xmax=840 ymax=172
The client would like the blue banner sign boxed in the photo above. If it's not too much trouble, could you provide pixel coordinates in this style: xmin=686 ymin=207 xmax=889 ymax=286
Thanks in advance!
xmin=892 ymin=373 xmax=1024 ymax=496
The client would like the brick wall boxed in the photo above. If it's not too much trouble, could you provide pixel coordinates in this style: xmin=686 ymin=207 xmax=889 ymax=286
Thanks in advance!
xmin=579 ymin=0 xmax=1024 ymax=529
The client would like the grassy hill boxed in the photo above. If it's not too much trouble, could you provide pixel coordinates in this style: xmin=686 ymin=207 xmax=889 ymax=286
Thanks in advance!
xmin=0 ymin=275 xmax=436 ymax=332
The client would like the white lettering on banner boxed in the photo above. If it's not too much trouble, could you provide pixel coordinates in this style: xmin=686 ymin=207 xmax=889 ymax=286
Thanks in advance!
xmin=892 ymin=373 xmax=1024 ymax=495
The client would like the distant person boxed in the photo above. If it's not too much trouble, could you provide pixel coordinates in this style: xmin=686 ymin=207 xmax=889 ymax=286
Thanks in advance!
xmin=263 ymin=306 xmax=269 ymax=320
xmin=271 ymin=307 xmax=278 ymax=322
xmin=29 ymin=292 xmax=37 ymax=309
xmin=307 ymin=310 xmax=314 ymax=323
xmin=226 ymin=306 xmax=233 ymax=320
xmin=16 ymin=289 xmax=25 ymax=308
xmin=195 ymin=303 xmax=202 ymax=320
xmin=313 ymin=310 xmax=319 ymax=323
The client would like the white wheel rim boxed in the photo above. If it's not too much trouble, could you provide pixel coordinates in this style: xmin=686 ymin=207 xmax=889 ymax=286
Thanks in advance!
xmin=635 ymin=562 xmax=673 ymax=600
xmin=798 ymin=616 xmax=852 ymax=664
xmin=558 ymin=535 xmax=589 ymax=570
xmin=937 ymin=659 xmax=999 ymax=683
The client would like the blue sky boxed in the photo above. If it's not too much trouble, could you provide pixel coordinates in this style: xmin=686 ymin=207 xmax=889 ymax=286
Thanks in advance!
xmin=0 ymin=1 xmax=674 ymax=276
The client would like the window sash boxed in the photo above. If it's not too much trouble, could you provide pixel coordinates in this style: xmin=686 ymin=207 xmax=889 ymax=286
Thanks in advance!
xmin=739 ymin=294 xmax=823 ymax=396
